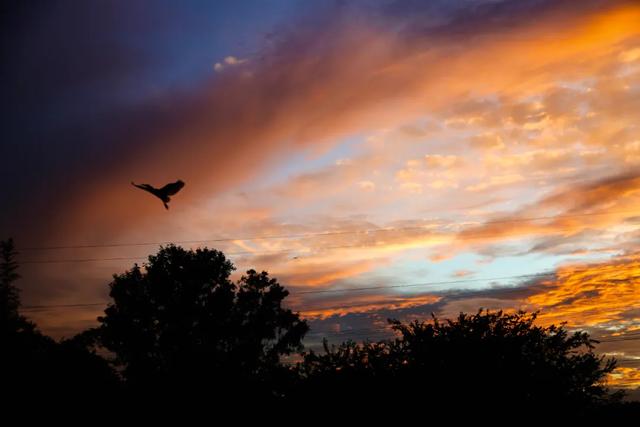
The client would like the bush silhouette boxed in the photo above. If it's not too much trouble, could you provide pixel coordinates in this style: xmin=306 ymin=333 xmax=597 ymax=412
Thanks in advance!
xmin=0 ymin=238 xmax=29 ymax=335
xmin=0 ymin=239 xmax=119 ymax=407
xmin=2 ymin=239 xmax=639 ymax=415
xmin=296 ymin=310 xmax=624 ymax=416
xmin=89 ymin=245 xmax=308 ymax=401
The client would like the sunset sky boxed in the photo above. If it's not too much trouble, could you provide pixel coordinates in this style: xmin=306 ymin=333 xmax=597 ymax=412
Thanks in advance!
xmin=1 ymin=0 xmax=639 ymax=393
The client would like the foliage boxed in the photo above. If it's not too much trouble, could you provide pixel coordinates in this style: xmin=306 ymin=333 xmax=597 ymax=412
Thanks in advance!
xmin=91 ymin=245 xmax=309 ymax=398
xmin=0 ymin=238 xmax=120 ymax=407
xmin=2 ymin=239 xmax=636 ymax=415
xmin=296 ymin=310 xmax=621 ymax=414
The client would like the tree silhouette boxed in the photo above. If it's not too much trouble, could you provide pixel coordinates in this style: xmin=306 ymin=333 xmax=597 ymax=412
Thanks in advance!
xmin=0 ymin=239 xmax=19 ymax=308
xmin=0 ymin=238 xmax=30 ymax=335
xmin=2 ymin=239 xmax=638 ymax=414
xmin=90 ymin=245 xmax=308 ymax=401
xmin=0 ymin=239 xmax=119 ymax=408
xmin=296 ymin=310 xmax=625 ymax=416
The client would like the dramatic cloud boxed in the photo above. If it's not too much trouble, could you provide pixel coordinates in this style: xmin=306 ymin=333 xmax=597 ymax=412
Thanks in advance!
xmin=527 ymin=255 xmax=640 ymax=327
xmin=299 ymin=252 xmax=640 ymax=386
xmin=4 ymin=3 xmax=640 ymax=393
xmin=4 ymin=0 xmax=639 ymax=243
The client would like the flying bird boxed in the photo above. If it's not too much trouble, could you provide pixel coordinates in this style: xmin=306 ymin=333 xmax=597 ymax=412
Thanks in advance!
xmin=131 ymin=180 xmax=185 ymax=210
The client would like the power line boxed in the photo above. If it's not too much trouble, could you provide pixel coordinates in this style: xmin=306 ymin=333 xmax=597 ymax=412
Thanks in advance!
xmin=21 ymin=302 xmax=106 ymax=310
xmin=21 ymin=256 xmax=145 ymax=265
xmin=19 ymin=299 xmax=640 ymax=345
xmin=307 ymin=326 xmax=396 ymax=337
xmin=311 ymin=327 xmax=409 ymax=338
xmin=19 ymin=264 xmax=638 ymax=312
xmin=309 ymin=325 xmax=640 ymax=339
xmin=19 ymin=270 xmax=569 ymax=312
xmin=18 ymin=243 xmax=363 ymax=265
xmin=297 ymin=272 xmax=562 ymax=295
xmin=20 ymin=265 xmax=638 ymax=315
xmin=317 ymin=332 xmax=640 ymax=344
xmin=23 ymin=260 xmax=634 ymax=318
xmin=18 ymin=209 xmax=640 ymax=252
xmin=18 ymin=217 xmax=640 ymax=264
xmin=599 ymin=336 xmax=640 ymax=343
xmin=305 ymin=327 xmax=640 ymax=346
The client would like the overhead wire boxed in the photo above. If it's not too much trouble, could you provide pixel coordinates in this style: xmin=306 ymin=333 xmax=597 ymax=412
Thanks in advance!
xmin=17 ymin=208 xmax=640 ymax=254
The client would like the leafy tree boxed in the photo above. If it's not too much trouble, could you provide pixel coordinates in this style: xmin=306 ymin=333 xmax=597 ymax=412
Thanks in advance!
xmin=0 ymin=238 xmax=31 ymax=334
xmin=91 ymin=245 xmax=308 ymax=400
xmin=296 ymin=310 xmax=623 ymax=416
xmin=0 ymin=238 xmax=120 ymax=407
xmin=0 ymin=239 xmax=19 ymax=305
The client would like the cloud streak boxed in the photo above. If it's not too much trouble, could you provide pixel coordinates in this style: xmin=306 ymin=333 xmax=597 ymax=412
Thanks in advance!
xmin=4 ymin=0 xmax=639 ymax=244
xmin=4 ymin=3 xmax=640 ymax=386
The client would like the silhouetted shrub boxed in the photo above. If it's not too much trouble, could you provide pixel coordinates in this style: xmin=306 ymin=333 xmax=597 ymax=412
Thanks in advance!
xmin=3 ymin=239 xmax=637 ymax=416
xmin=296 ymin=310 xmax=623 ymax=416
xmin=0 ymin=239 xmax=120 ymax=408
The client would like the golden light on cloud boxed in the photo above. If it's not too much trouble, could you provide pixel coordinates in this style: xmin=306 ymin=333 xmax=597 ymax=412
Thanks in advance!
xmin=8 ymin=0 xmax=640 ymax=406
xmin=46 ymin=1 xmax=640 ymax=247
xmin=608 ymin=367 xmax=640 ymax=389
xmin=8 ymin=1 xmax=640 ymax=373
xmin=527 ymin=255 xmax=640 ymax=327
xmin=279 ymin=259 xmax=382 ymax=287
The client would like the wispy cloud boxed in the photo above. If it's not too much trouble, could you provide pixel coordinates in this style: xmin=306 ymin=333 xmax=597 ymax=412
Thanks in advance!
xmin=4 ymin=1 xmax=640 ymax=361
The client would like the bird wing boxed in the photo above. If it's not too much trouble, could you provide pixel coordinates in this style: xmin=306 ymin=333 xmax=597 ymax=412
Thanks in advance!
xmin=160 ymin=180 xmax=185 ymax=196
xmin=132 ymin=182 xmax=162 ymax=198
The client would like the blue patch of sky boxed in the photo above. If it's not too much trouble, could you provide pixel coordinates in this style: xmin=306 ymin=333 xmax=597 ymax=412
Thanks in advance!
xmin=340 ymin=248 xmax=587 ymax=297
xmin=241 ymin=133 xmax=369 ymax=190
xmin=109 ymin=0 xmax=309 ymax=103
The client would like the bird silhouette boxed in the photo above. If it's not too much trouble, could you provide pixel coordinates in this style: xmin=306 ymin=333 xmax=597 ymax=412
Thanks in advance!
xmin=131 ymin=180 xmax=185 ymax=209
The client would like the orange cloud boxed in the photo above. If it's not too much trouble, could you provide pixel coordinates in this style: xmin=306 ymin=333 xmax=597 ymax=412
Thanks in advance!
xmin=452 ymin=270 xmax=474 ymax=278
xmin=526 ymin=255 xmax=640 ymax=327
xmin=453 ymin=172 xmax=640 ymax=246
xmin=39 ymin=1 xmax=640 ymax=246
xmin=277 ymin=259 xmax=383 ymax=287
xmin=608 ymin=367 xmax=640 ymax=389
xmin=14 ymin=1 xmax=640 ymax=342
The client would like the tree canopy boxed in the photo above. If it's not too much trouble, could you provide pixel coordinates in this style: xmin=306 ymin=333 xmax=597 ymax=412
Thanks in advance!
xmin=0 ymin=238 xmax=27 ymax=334
xmin=91 ymin=244 xmax=309 ymax=398
xmin=296 ymin=310 xmax=622 ymax=416
xmin=2 ymin=239 xmax=638 ymax=416
xmin=0 ymin=239 xmax=119 ymax=407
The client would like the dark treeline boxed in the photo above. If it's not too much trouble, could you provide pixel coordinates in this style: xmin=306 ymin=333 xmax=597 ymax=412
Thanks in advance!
xmin=2 ymin=239 xmax=639 ymax=417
